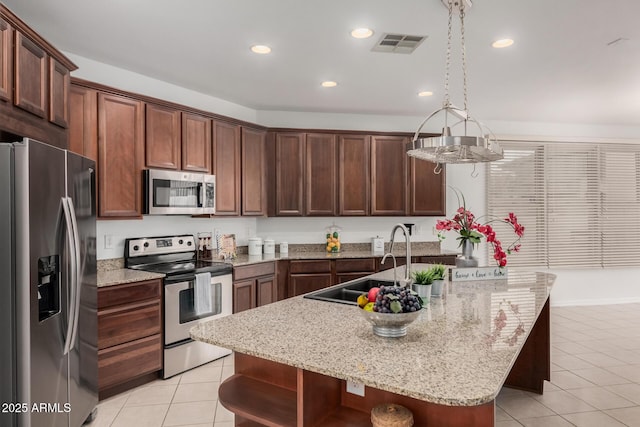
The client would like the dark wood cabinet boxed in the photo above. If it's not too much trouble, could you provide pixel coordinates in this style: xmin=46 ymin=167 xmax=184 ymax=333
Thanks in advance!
xmin=338 ymin=134 xmax=370 ymax=216
xmin=213 ymin=121 xmax=241 ymax=215
xmin=145 ymin=103 xmax=181 ymax=170
xmin=14 ymin=31 xmax=46 ymax=118
xmin=233 ymin=262 xmax=276 ymax=313
xmin=409 ymin=158 xmax=446 ymax=216
xmin=371 ymin=135 xmax=408 ymax=215
xmin=241 ymin=127 xmax=267 ymax=216
xmin=68 ymin=85 xmax=97 ymax=160
xmin=334 ymin=258 xmax=376 ymax=283
xmin=305 ymin=133 xmax=337 ymax=216
xmin=275 ymin=132 xmax=305 ymax=216
xmin=0 ymin=17 xmax=11 ymax=103
xmin=288 ymin=260 xmax=332 ymax=297
xmin=98 ymin=93 xmax=144 ymax=218
xmin=97 ymin=279 xmax=162 ymax=396
xmin=48 ymin=57 xmax=69 ymax=128
xmin=181 ymin=112 xmax=212 ymax=173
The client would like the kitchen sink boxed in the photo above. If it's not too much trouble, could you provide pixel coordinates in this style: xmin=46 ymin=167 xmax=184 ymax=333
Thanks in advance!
xmin=303 ymin=279 xmax=396 ymax=305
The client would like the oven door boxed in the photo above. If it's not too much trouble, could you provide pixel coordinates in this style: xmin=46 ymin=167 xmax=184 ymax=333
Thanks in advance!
xmin=164 ymin=274 xmax=232 ymax=345
xmin=144 ymin=169 xmax=215 ymax=215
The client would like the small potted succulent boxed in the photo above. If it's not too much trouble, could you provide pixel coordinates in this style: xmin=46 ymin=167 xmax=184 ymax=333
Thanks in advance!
xmin=427 ymin=264 xmax=447 ymax=298
xmin=411 ymin=270 xmax=434 ymax=302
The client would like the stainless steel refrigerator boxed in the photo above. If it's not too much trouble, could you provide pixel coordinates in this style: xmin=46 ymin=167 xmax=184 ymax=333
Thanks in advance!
xmin=1 ymin=138 xmax=98 ymax=427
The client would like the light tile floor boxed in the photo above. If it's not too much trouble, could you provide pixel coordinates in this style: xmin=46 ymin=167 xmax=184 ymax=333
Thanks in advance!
xmin=87 ymin=303 xmax=640 ymax=426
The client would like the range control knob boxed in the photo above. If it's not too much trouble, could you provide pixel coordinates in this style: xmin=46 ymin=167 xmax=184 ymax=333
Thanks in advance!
xmin=143 ymin=242 xmax=149 ymax=248
xmin=187 ymin=241 xmax=192 ymax=246
xmin=178 ymin=239 xmax=184 ymax=245
xmin=133 ymin=245 xmax=140 ymax=251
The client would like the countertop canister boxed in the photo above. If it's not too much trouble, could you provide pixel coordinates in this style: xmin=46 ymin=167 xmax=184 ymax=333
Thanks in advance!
xmin=263 ymin=238 xmax=275 ymax=254
xmin=248 ymin=237 xmax=262 ymax=256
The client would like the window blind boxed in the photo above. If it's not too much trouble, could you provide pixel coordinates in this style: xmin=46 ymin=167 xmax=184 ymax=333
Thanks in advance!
xmin=487 ymin=140 xmax=640 ymax=268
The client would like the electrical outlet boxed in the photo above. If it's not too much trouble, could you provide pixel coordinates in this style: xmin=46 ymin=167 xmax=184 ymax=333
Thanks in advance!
xmin=346 ymin=381 xmax=365 ymax=397
xmin=104 ymin=234 xmax=114 ymax=249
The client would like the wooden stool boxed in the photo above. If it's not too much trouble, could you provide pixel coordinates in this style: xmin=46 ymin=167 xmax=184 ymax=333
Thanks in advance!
xmin=371 ymin=403 xmax=414 ymax=427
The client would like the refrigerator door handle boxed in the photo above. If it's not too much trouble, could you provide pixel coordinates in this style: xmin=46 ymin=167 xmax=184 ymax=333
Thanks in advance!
xmin=67 ymin=197 xmax=82 ymax=351
xmin=61 ymin=197 xmax=78 ymax=356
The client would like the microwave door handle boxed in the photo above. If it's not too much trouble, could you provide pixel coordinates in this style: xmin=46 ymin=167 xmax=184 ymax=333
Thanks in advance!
xmin=199 ymin=181 xmax=204 ymax=208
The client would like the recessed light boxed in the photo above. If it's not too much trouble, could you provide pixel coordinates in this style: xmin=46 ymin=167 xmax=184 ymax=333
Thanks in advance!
xmin=418 ymin=91 xmax=433 ymax=97
xmin=321 ymin=81 xmax=338 ymax=88
xmin=492 ymin=39 xmax=514 ymax=48
xmin=351 ymin=28 xmax=374 ymax=39
xmin=250 ymin=45 xmax=271 ymax=54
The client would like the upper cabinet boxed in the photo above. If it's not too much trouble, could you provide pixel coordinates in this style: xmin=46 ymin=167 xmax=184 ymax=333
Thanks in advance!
xmin=274 ymin=132 xmax=305 ymax=216
xmin=305 ymin=133 xmax=337 ymax=216
xmin=409 ymin=157 xmax=446 ymax=216
xmin=68 ymin=85 xmax=97 ymax=161
xmin=241 ymin=127 xmax=267 ymax=216
xmin=213 ymin=120 xmax=241 ymax=216
xmin=338 ymin=135 xmax=370 ymax=216
xmin=181 ymin=112 xmax=212 ymax=173
xmin=0 ymin=5 xmax=76 ymax=149
xmin=145 ymin=103 xmax=181 ymax=170
xmin=371 ymin=135 xmax=408 ymax=216
xmin=97 ymin=93 xmax=144 ymax=218
xmin=14 ymin=31 xmax=46 ymax=118
xmin=0 ymin=17 xmax=12 ymax=103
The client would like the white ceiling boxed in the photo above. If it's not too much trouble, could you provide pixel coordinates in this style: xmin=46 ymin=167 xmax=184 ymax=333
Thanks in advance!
xmin=5 ymin=0 xmax=640 ymax=126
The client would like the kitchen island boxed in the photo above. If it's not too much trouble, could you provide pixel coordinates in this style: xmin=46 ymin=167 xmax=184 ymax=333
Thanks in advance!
xmin=191 ymin=265 xmax=555 ymax=426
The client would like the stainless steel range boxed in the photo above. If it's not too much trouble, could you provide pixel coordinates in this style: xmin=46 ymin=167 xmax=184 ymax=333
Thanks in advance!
xmin=124 ymin=234 xmax=232 ymax=378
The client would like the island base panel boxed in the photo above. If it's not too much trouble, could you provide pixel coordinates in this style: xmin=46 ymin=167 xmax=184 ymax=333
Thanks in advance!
xmin=504 ymin=298 xmax=550 ymax=394
xmin=223 ymin=353 xmax=495 ymax=427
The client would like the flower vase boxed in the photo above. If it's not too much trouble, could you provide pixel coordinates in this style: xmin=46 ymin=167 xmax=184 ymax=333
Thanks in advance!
xmin=456 ymin=240 xmax=479 ymax=268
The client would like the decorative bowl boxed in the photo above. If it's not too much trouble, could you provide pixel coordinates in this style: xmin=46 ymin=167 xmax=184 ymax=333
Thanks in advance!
xmin=360 ymin=308 xmax=422 ymax=338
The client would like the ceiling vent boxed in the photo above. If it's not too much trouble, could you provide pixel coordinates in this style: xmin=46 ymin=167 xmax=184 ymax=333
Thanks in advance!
xmin=372 ymin=33 xmax=427 ymax=54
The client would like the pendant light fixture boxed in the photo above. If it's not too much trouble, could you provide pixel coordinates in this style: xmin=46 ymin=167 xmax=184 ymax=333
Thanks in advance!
xmin=407 ymin=0 xmax=503 ymax=166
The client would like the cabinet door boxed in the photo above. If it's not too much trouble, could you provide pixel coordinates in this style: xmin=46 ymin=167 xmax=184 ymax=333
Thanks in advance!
xmin=409 ymin=158 xmax=446 ymax=216
xmin=289 ymin=274 xmax=332 ymax=297
xmin=145 ymin=103 xmax=180 ymax=170
xmin=338 ymin=135 xmax=370 ymax=216
xmin=305 ymin=133 xmax=336 ymax=216
xmin=241 ymin=127 xmax=267 ymax=216
xmin=371 ymin=135 xmax=408 ymax=215
xmin=181 ymin=112 xmax=212 ymax=173
xmin=256 ymin=276 xmax=276 ymax=307
xmin=0 ymin=17 xmax=11 ymax=102
xmin=98 ymin=93 xmax=144 ymax=218
xmin=68 ymin=85 xmax=97 ymax=160
xmin=233 ymin=280 xmax=256 ymax=313
xmin=213 ymin=121 xmax=241 ymax=215
xmin=48 ymin=57 xmax=69 ymax=128
xmin=14 ymin=31 xmax=46 ymax=118
xmin=275 ymin=133 xmax=305 ymax=216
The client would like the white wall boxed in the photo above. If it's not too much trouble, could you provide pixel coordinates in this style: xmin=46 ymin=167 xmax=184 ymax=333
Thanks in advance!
xmin=76 ymin=53 xmax=640 ymax=306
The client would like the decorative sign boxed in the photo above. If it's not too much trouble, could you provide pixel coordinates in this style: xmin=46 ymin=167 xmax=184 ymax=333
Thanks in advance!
xmin=449 ymin=267 xmax=508 ymax=282
xmin=217 ymin=234 xmax=237 ymax=260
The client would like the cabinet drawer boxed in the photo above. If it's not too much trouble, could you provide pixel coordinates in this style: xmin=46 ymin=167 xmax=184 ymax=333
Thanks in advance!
xmin=98 ymin=334 xmax=162 ymax=390
xmin=98 ymin=299 xmax=161 ymax=349
xmin=335 ymin=258 xmax=376 ymax=273
xmin=289 ymin=274 xmax=332 ymax=297
xmin=234 ymin=262 xmax=276 ymax=281
xmin=98 ymin=279 xmax=161 ymax=308
xmin=289 ymin=260 xmax=332 ymax=274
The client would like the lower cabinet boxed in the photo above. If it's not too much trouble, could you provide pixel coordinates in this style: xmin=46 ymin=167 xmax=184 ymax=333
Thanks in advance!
xmin=97 ymin=279 xmax=162 ymax=397
xmin=288 ymin=260 xmax=332 ymax=297
xmin=233 ymin=262 xmax=276 ymax=313
xmin=335 ymin=258 xmax=376 ymax=284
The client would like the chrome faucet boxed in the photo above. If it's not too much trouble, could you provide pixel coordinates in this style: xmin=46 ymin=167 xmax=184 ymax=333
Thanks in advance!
xmin=388 ymin=224 xmax=412 ymax=287
xmin=381 ymin=253 xmax=398 ymax=286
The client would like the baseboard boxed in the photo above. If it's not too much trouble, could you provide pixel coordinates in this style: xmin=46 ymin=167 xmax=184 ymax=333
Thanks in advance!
xmin=550 ymin=297 xmax=640 ymax=307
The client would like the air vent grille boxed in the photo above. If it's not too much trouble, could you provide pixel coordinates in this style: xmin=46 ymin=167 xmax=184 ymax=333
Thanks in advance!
xmin=372 ymin=33 xmax=427 ymax=54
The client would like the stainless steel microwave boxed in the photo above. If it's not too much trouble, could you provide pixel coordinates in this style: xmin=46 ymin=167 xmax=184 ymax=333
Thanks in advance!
xmin=143 ymin=169 xmax=215 ymax=215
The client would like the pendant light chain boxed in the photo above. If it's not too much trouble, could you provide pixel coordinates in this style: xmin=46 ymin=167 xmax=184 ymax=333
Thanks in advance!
xmin=459 ymin=0 xmax=468 ymax=112
xmin=443 ymin=0 xmax=453 ymax=108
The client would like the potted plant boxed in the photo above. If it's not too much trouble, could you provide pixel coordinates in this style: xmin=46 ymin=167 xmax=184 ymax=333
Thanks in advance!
xmin=427 ymin=264 xmax=447 ymax=297
xmin=411 ymin=270 xmax=433 ymax=302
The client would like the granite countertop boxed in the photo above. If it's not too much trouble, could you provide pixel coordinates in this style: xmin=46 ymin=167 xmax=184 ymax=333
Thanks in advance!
xmin=191 ymin=265 xmax=555 ymax=406
xmin=97 ymin=269 xmax=165 ymax=288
